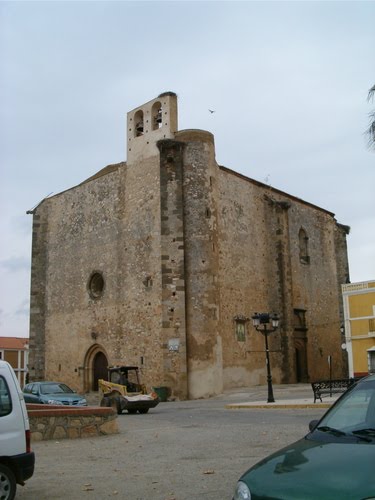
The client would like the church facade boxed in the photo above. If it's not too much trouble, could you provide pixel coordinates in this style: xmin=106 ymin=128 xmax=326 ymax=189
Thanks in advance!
xmin=28 ymin=92 xmax=350 ymax=399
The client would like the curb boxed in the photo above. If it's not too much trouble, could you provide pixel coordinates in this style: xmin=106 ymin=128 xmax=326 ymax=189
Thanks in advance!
xmin=226 ymin=400 xmax=336 ymax=410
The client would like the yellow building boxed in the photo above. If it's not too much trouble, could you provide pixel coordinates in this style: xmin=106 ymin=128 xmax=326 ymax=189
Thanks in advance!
xmin=342 ymin=280 xmax=375 ymax=377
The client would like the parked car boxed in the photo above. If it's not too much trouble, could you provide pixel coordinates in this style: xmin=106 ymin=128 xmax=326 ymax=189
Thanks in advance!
xmin=23 ymin=381 xmax=87 ymax=406
xmin=233 ymin=374 xmax=375 ymax=500
xmin=0 ymin=360 xmax=35 ymax=500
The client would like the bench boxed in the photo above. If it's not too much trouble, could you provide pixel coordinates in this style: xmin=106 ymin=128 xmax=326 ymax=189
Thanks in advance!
xmin=311 ymin=379 xmax=357 ymax=403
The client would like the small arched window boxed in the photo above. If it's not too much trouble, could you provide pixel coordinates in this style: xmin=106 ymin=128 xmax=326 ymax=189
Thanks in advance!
xmin=88 ymin=272 xmax=105 ymax=299
xmin=152 ymin=101 xmax=162 ymax=130
xmin=134 ymin=110 xmax=144 ymax=137
xmin=299 ymin=228 xmax=310 ymax=264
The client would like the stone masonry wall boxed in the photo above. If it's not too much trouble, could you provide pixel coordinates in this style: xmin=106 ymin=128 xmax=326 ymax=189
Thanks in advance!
xmin=157 ymin=139 xmax=188 ymax=400
xmin=217 ymin=170 xmax=278 ymax=388
xmin=27 ymin=405 xmax=118 ymax=441
xmin=117 ymin=154 xmax=164 ymax=389
xmin=29 ymin=114 xmax=349 ymax=398
xmin=176 ymin=130 xmax=223 ymax=399
xmin=38 ymin=165 xmax=126 ymax=391
xmin=28 ymin=204 xmax=49 ymax=381
xmin=216 ymin=168 xmax=347 ymax=388
xmin=30 ymin=160 xmax=165 ymax=394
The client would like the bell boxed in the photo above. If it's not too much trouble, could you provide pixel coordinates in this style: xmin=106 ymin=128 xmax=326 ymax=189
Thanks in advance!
xmin=155 ymin=109 xmax=162 ymax=124
xmin=136 ymin=121 xmax=144 ymax=133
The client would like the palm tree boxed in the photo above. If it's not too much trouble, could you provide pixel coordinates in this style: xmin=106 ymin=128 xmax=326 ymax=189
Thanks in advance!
xmin=367 ymin=84 xmax=375 ymax=149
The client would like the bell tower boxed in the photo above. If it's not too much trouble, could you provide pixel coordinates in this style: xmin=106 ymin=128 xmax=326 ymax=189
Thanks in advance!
xmin=126 ymin=91 xmax=178 ymax=164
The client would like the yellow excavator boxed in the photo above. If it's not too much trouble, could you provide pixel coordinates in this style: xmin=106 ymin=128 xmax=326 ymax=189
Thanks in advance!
xmin=98 ymin=365 xmax=159 ymax=414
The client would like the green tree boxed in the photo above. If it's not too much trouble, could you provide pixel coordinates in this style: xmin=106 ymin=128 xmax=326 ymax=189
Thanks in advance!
xmin=367 ymin=84 xmax=375 ymax=149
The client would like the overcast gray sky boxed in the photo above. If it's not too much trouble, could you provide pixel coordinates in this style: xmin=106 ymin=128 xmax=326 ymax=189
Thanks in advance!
xmin=1 ymin=0 xmax=374 ymax=338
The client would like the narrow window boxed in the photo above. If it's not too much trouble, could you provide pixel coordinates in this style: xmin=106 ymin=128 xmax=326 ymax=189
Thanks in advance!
xmin=299 ymin=228 xmax=310 ymax=264
xmin=293 ymin=309 xmax=307 ymax=331
xmin=134 ymin=110 xmax=144 ymax=137
xmin=144 ymin=276 xmax=153 ymax=288
xmin=152 ymin=101 xmax=162 ymax=130
xmin=88 ymin=272 xmax=105 ymax=299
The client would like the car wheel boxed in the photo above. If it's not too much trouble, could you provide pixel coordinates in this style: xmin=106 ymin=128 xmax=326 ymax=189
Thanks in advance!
xmin=0 ymin=464 xmax=17 ymax=500
xmin=138 ymin=408 xmax=149 ymax=414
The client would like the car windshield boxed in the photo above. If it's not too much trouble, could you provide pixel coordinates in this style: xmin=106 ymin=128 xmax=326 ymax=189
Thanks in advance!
xmin=40 ymin=383 xmax=74 ymax=395
xmin=316 ymin=378 xmax=375 ymax=438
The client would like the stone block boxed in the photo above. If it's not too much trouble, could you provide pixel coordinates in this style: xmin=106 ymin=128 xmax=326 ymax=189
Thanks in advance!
xmin=53 ymin=426 xmax=67 ymax=440
xmin=67 ymin=427 xmax=80 ymax=439
xmin=99 ymin=419 xmax=119 ymax=435
xmin=81 ymin=425 xmax=98 ymax=438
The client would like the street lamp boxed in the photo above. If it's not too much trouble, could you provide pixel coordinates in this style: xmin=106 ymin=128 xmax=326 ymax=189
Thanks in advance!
xmin=251 ymin=312 xmax=280 ymax=403
xmin=340 ymin=323 xmax=347 ymax=352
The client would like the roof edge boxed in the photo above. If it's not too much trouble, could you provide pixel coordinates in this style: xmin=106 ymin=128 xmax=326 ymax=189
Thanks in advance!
xmin=218 ymin=165 xmax=336 ymax=218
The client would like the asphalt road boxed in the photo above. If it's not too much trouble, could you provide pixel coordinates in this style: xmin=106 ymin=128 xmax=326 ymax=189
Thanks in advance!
xmin=17 ymin=385 xmax=326 ymax=500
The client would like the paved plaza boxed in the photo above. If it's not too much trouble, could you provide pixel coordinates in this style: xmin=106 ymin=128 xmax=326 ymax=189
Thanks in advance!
xmin=18 ymin=384 xmax=330 ymax=500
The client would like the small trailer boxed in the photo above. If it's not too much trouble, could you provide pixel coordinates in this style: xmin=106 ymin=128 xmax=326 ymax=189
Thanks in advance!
xmin=98 ymin=365 xmax=159 ymax=414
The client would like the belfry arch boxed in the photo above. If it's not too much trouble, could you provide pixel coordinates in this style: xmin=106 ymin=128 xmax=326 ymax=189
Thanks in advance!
xmin=83 ymin=344 xmax=109 ymax=392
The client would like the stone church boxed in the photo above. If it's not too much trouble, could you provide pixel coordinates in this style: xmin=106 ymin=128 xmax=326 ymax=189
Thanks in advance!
xmin=28 ymin=92 xmax=350 ymax=399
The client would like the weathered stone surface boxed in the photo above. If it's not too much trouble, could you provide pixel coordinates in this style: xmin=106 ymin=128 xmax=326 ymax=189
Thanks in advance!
xmin=31 ymin=432 xmax=44 ymax=442
xmin=28 ymin=93 xmax=349 ymax=400
xmin=28 ymin=406 xmax=118 ymax=441
xmin=81 ymin=425 xmax=97 ymax=438
xmin=67 ymin=427 xmax=80 ymax=439
xmin=52 ymin=426 xmax=67 ymax=440
xmin=99 ymin=419 xmax=119 ymax=435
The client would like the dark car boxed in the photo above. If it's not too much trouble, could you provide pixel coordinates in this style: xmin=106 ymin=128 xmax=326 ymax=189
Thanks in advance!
xmin=23 ymin=382 xmax=87 ymax=406
xmin=233 ymin=374 xmax=375 ymax=500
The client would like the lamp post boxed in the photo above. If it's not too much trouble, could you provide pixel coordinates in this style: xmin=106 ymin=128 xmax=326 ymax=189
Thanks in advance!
xmin=252 ymin=312 xmax=280 ymax=403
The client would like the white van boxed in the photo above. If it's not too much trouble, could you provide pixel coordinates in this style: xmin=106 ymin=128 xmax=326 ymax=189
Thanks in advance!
xmin=0 ymin=360 xmax=35 ymax=500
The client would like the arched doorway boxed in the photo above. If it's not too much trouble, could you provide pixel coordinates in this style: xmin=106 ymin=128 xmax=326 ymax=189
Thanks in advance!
xmin=83 ymin=344 xmax=109 ymax=392
xmin=93 ymin=351 xmax=108 ymax=390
